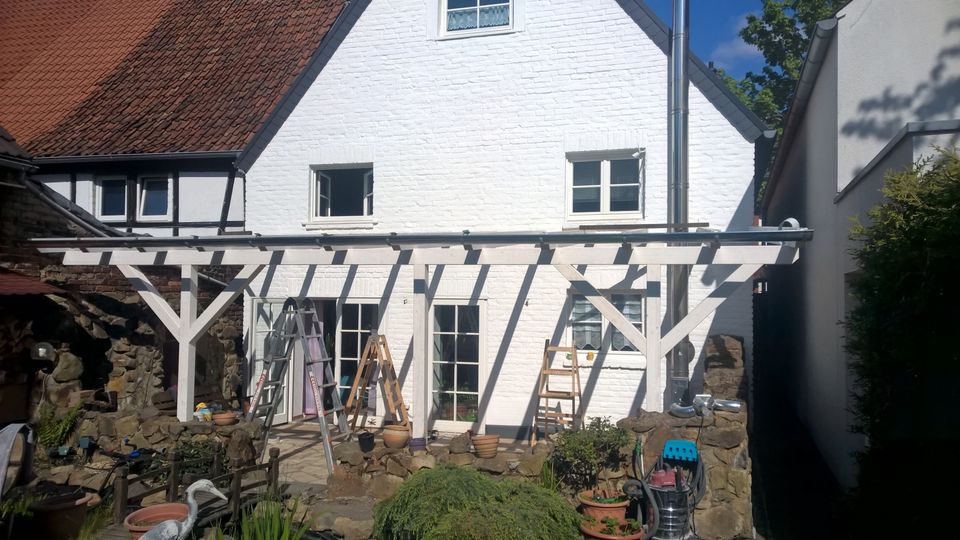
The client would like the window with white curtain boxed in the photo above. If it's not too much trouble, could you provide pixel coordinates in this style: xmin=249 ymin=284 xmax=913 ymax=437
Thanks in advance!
xmin=570 ymin=293 xmax=643 ymax=353
xmin=444 ymin=0 xmax=511 ymax=33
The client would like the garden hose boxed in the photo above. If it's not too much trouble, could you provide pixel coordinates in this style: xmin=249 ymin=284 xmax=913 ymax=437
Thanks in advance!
xmin=622 ymin=479 xmax=659 ymax=540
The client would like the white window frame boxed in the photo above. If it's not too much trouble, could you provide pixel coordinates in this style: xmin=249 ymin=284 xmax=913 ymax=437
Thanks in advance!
xmin=437 ymin=0 xmax=516 ymax=39
xmin=429 ymin=299 xmax=486 ymax=433
xmin=305 ymin=164 xmax=376 ymax=230
xmin=94 ymin=176 xmax=128 ymax=222
xmin=565 ymin=150 xmax=644 ymax=225
xmin=568 ymin=290 xmax=645 ymax=359
xmin=136 ymin=174 xmax=173 ymax=221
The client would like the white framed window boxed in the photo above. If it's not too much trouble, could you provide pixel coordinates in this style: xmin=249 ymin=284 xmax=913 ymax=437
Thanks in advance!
xmin=570 ymin=292 xmax=643 ymax=354
xmin=308 ymin=165 xmax=375 ymax=228
xmin=136 ymin=175 xmax=172 ymax=220
xmin=94 ymin=176 xmax=128 ymax=221
xmin=430 ymin=301 xmax=485 ymax=431
xmin=441 ymin=0 xmax=512 ymax=37
xmin=566 ymin=151 xmax=644 ymax=222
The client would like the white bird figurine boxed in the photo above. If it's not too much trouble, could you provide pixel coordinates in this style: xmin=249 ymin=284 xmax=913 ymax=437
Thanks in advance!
xmin=141 ymin=479 xmax=228 ymax=540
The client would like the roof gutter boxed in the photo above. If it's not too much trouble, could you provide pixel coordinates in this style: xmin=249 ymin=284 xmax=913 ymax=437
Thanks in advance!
xmin=761 ymin=17 xmax=838 ymax=215
xmin=32 ymin=150 xmax=241 ymax=165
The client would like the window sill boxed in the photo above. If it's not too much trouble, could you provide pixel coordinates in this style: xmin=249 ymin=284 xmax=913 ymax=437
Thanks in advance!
xmin=563 ymin=352 xmax=646 ymax=370
xmin=436 ymin=26 xmax=516 ymax=41
xmin=302 ymin=217 xmax=377 ymax=231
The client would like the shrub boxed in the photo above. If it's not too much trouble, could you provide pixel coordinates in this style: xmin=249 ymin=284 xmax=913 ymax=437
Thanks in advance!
xmin=551 ymin=417 xmax=630 ymax=493
xmin=211 ymin=498 xmax=313 ymax=540
xmin=373 ymin=465 xmax=580 ymax=540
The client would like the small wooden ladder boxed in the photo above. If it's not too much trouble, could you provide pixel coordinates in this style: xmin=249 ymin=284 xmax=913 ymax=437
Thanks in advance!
xmin=531 ymin=339 xmax=582 ymax=444
xmin=345 ymin=333 xmax=410 ymax=431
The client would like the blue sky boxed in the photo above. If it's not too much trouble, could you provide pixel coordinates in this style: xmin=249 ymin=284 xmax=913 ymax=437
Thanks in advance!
xmin=647 ymin=0 xmax=765 ymax=79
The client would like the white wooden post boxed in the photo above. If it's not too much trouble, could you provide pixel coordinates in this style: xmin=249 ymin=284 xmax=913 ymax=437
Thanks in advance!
xmin=178 ymin=265 xmax=198 ymax=422
xmin=411 ymin=265 xmax=429 ymax=438
xmin=645 ymin=264 xmax=663 ymax=411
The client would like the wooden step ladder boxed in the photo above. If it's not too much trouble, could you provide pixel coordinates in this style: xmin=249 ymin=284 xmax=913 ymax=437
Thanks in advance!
xmin=345 ymin=333 xmax=409 ymax=431
xmin=531 ymin=339 xmax=582 ymax=444
xmin=246 ymin=299 xmax=347 ymax=475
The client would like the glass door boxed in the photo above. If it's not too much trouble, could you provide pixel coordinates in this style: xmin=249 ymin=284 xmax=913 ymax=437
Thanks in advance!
xmin=431 ymin=303 xmax=483 ymax=431
xmin=249 ymin=299 xmax=290 ymax=425
xmin=337 ymin=302 xmax=379 ymax=409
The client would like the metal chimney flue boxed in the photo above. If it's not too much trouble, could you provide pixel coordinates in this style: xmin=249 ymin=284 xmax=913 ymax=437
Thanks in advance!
xmin=666 ymin=0 xmax=692 ymax=406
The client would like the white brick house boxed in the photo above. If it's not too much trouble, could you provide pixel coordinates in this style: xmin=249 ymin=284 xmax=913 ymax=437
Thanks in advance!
xmin=241 ymin=0 xmax=768 ymax=437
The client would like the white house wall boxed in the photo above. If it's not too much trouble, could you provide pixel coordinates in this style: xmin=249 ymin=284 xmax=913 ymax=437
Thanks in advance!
xmin=245 ymin=0 xmax=758 ymax=430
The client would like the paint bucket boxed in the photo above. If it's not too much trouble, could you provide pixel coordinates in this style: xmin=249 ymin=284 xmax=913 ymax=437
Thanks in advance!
xmin=358 ymin=431 xmax=375 ymax=453
xmin=409 ymin=437 xmax=427 ymax=454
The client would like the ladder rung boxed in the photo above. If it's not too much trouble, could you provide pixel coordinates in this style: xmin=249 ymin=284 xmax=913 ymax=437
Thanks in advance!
xmin=539 ymin=412 xmax=575 ymax=418
xmin=542 ymin=368 xmax=575 ymax=375
xmin=546 ymin=346 xmax=576 ymax=353
xmin=540 ymin=391 xmax=578 ymax=399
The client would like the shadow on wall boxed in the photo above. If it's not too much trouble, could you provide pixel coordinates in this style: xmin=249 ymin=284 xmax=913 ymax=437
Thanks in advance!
xmin=841 ymin=18 xmax=960 ymax=173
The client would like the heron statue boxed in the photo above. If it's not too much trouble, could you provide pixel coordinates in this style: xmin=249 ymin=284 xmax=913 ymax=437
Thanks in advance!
xmin=141 ymin=479 xmax=228 ymax=540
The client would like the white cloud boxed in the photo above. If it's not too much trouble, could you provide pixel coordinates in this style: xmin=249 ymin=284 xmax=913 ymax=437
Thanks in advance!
xmin=710 ymin=38 xmax=762 ymax=69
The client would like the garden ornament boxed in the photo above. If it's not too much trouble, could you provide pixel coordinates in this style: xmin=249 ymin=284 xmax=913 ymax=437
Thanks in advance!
xmin=141 ymin=479 xmax=228 ymax=540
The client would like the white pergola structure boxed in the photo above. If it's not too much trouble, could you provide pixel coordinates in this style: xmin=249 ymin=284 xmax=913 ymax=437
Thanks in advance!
xmin=34 ymin=227 xmax=811 ymax=433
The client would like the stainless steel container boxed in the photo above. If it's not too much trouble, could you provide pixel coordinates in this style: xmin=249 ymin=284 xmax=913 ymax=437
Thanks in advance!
xmin=650 ymin=484 xmax=691 ymax=539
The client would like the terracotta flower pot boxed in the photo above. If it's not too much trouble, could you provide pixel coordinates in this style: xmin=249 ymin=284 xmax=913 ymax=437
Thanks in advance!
xmin=212 ymin=411 xmax=239 ymax=426
xmin=580 ymin=517 xmax=645 ymax=539
xmin=471 ymin=434 xmax=500 ymax=458
xmin=579 ymin=490 xmax=629 ymax=522
xmin=124 ymin=502 xmax=189 ymax=540
xmin=15 ymin=491 xmax=93 ymax=540
xmin=382 ymin=424 xmax=411 ymax=449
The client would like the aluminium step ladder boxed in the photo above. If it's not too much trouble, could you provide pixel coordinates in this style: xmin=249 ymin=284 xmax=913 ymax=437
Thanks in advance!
xmin=345 ymin=333 xmax=409 ymax=431
xmin=531 ymin=339 xmax=582 ymax=444
xmin=246 ymin=299 xmax=347 ymax=475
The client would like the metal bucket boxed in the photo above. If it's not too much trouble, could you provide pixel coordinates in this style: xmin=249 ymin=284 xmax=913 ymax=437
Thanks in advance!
xmin=650 ymin=484 xmax=691 ymax=539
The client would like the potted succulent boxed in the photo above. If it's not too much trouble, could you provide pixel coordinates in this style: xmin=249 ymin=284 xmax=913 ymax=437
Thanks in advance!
xmin=580 ymin=516 xmax=646 ymax=539
xmin=551 ymin=417 xmax=630 ymax=521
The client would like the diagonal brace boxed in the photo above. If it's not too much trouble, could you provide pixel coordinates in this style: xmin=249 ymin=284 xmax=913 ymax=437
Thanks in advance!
xmin=660 ymin=264 xmax=761 ymax=352
xmin=118 ymin=264 xmax=180 ymax=336
xmin=188 ymin=265 xmax=264 ymax=342
xmin=553 ymin=264 xmax=647 ymax=352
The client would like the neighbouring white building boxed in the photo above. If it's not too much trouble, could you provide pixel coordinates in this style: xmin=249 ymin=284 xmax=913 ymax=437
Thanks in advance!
xmin=762 ymin=0 xmax=960 ymax=487
xmin=242 ymin=0 xmax=770 ymax=436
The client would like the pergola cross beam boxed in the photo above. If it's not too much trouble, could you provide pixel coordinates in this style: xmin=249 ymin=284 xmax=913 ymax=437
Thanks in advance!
xmin=554 ymin=264 xmax=647 ymax=352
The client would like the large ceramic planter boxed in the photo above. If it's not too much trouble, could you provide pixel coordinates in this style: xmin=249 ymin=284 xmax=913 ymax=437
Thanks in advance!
xmin=579 ymin=490 xmax=629 ymax=522
xmin=15 ymin=491 xmax=93 ymax=540
xmin=580 ymin=518 xmax=645 ymax=540
xmin=382 ymin=424 xmax=411 ymax=449
xmin=471 ymin=434 xmax=500 ymax=458
xmin=124 ymin=502 xmax=189 ymax=540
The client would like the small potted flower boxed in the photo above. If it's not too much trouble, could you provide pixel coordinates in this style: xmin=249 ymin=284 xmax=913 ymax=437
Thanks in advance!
xmin=580 ymin=516 xmax=646 ymax=539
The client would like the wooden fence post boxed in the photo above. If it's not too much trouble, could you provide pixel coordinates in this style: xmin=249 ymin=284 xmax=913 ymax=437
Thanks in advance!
xmin=230 ymin=457 xmax=243 ymax=524
xmin=212 ymin=442 xmax=223 ymax=478
xmin=166 ymin=450 xmax=180 ymax=502
xmin=268 ymin=447 xmax=280 ymax=493
xmin=113 ymin=466 xmax=128 ymax=525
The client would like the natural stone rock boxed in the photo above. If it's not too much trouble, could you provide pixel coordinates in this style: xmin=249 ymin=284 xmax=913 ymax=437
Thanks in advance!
xmin=448 ymin=432 xmax=471 ymax=454
xmin=368 ymin=474 xmax=404 ymax=500
xmin=52 ymin=350 xmax=83 ymax=382
xmin=186 ymin=422 xmax=214 ymax=435
xmin=226 ymin=429 xmax=255 ymax=464
xmin=446 ymin=453 xmax=475 ymax=467
xmin=727 ymin=469 xmax=749 ymax=497
xmin=98 ymin=415 xmax=116 ymax=437
xmin=333 ymin=442 xmax=364 ymax=466
xmin=46 ymin=465 xmax=74 ymax=485
xmin=385 ymin=457 xmax=408 ymax=478
xmin=517 ymin=452 xmax=546 ymax=477
xmin=408 ymin=454 xmax=436 ymax=472
xmin=334 ymin=516 xmax=374 ymax=540
xmin=77 ymin=419 xmax=98 ymax=439
xmin=138 ymin=407 xmax=160 ymax=421
xmin=141 ymin=491 xmax=168 ymax=507
xmin=618 ymin=413 xmax=660 ymax=434
xmin=695 ymin=505 xmax=742 ymax=540
xmin=114 ymin=415 xmax=140 ymax=438
xmin=700 ymin=428 xmax=744 ymax=450
xmin=364 ymin=460 xmax=384 ymax=474
xmin=531 ymin=440 xmax=554 ymax=455
xmin=475 ymin=453 xmax=510 ymax=474
xmin=327 ymin=467 xmax=366 ymax=498
xmin=167 ymin=423 xmax=187 ymax=437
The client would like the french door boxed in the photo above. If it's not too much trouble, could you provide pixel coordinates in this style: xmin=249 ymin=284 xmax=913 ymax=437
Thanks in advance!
xmin=430 ymin=301 xmax=484 ymax=432
xmin=249 ymin=299 xmax=291 ymax=425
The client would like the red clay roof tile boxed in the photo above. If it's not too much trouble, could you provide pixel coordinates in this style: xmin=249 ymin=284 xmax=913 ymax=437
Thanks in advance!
xmin=0 ymin=0 xmax=347 ymax=158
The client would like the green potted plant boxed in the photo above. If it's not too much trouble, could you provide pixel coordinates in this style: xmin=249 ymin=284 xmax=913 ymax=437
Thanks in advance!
xmin=580 ymin=516 xmax=646 ymax=539
xmin=551 ymin=417 xmax=630 ymax=521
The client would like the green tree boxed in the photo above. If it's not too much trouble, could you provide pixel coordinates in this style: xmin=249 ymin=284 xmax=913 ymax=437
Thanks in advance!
xmin=718 ymin=0 xmax=847 ymax=132
xmin=845 ymin=149 xmax=960 ymax=536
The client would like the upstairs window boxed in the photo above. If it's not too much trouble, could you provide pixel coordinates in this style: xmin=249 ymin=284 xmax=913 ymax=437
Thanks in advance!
xmin=96 ymin=177 xmax=127 ymax=221
xmin=567 ymin=152 xmax=643 ymax=219
xmin=445 ymin=0 xmax=511 ymax=33
xmin=137 ymin=175 xmax=171 ymax=219
xmin=311 ymin=166 xmax=374 ymax=220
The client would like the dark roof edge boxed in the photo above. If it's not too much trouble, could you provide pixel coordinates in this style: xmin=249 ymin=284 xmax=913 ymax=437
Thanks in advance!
xmin=833 ymin=119 xmax=960 ymax=204
xmin=236 ymin=0 xmax=370 ymax=172
xmin=618 ymin=0 xmax=768 ymax=141
xmin=15 ymin=174 xmax=128 ymax=238
xmin=33 ymin=150 xmax=241 ymax=165
xmin=0 ymin=155 xmax=37 ymax=172
xmin=760 ymin=17 xmax=839 ymax=215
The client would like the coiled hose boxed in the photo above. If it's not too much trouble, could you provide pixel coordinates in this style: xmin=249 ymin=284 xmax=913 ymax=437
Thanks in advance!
xmin=626 ymin=435 xmax=706 ymax=539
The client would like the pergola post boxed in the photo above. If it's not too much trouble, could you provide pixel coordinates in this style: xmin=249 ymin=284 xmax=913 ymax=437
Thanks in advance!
xmin=411 ymin=265 xmax=430 ymax=438
xmin=178 ymin=265 xmax=198 ymax=421
xmin=645 ymin=264 xmax=663 ymax=410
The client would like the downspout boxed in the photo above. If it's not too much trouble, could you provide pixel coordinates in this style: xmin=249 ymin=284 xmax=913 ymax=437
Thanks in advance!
xmin=666 ymin=0 xmax=692 ymax=406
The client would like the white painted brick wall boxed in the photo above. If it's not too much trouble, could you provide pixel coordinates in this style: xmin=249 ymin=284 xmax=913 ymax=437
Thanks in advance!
xmin=245 ymin=0 xmax=756 ymax=429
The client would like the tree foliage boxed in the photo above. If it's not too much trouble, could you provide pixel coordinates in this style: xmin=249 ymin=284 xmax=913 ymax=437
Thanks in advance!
xmin=717 ymin=0 xmax=847 ymax=132
xmin=845 ymin=148 xmax=960 ymax=535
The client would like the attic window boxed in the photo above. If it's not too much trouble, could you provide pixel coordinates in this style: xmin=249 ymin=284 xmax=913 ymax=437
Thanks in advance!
xmin=95 ymin=177 xmax=127 ymax=221
xmin=445 ymin=0 xmax=511 ymax=33
xmin=310 ymin=166 xmax=374 ymax=221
